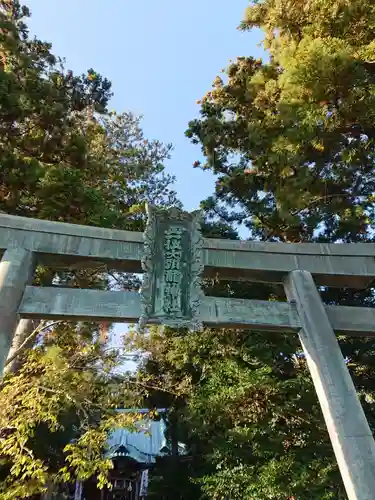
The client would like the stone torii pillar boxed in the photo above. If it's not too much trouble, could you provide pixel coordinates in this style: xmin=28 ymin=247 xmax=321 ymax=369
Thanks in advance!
xmin=0 ymin=248 xmax=36 ymax=373
xmin=284 ymin=270 xmax=375 ymax=500
xmin=2 ymin=209 xmax=375 ymax=499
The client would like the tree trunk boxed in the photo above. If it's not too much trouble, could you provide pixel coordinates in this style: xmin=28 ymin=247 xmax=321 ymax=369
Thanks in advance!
xmin=41 ymin=480 xmax=55 ymax=500
xmin=170 ymin=412 xmax=179 ymax=457
xmin=3 ymin=318 xmax=40 ymax=375
xmin=4 ymin=270 xmax=55 ymax=375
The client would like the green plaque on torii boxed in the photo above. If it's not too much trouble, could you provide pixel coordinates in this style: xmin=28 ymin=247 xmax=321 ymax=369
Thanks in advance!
xmin=1 ymin=212 xmax=375 ymax=498
xmin=139 ymin=205 xmax=204 ymax=331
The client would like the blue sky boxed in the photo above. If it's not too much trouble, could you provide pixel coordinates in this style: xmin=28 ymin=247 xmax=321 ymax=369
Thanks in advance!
xmin=25 ymin=1 xmax=267 ymax=362
xmin=25 ymin=0 xmax=266 ymax=211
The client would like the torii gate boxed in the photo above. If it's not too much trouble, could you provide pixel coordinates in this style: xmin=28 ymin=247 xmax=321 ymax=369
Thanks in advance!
xmin=1 ymin=205 xmax=375 ymax=500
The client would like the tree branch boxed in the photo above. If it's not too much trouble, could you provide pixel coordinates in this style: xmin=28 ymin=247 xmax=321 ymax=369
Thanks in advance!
xmin=4 ymin=321 xmax=64 ymax=368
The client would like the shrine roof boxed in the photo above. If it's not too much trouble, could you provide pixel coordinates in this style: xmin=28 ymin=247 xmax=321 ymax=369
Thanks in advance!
xmin=106 ymin=409 xmax=185 ymax=465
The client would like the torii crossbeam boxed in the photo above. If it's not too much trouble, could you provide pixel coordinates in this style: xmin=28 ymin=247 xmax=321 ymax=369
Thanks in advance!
xmin=1 ymin=207 xmax=375 ymax=500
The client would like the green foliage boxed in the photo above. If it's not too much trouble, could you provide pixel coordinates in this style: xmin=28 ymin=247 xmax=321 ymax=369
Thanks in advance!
xmin=0 ymin=1 xmax=178 ymax=497
xmin=0 ymin=324 xmax=143 ymax=498
xmin=187 ymin=2 xmax=375 ymax=243
xmin=0 ymin=1 xmax=176 ymax=226
xmin=130 ymin=1 xmax=375 ymax=498
xmin=132 ymin=310 xmax=347 ymax=498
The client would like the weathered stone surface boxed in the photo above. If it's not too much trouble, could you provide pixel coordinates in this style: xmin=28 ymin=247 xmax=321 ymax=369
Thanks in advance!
xmin=2 ymin=212 xmax=375 ymax=500
xmin=284 ymin=270 xmax=375 ymax=500
xmin=1 ymin=213 xmax=375 ymax=287
xmin=18 ymin=285 xmax=375 ymax=335
xmin=4 ymin=213 xmax=375 ymax=257
xmin=139 ymin=205 xmax=204 ymax=331
xmin=0 ymin=248 xmax=36 ymax=373
xmin=203 ymin=249 xmax=375 ymax=288
xmin=0 ymin=216 xmax=143 ymax=272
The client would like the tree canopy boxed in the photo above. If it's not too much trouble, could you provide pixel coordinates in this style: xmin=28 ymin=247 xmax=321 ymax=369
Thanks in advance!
xmin=130 ymin=1 xmax=375 ymax=498
xmin=4 ymin=0 xmax=375 ymax=498
xmin=188 ymin=0 xmax=375 ymax=244
xmin=0 ymin=1 xmax=177 ymax=497
xmin=0 ymin=0 xmax=176 ymax=227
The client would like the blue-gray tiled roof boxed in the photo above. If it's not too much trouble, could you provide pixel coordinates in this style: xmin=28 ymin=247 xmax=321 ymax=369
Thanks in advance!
xmin=107 ymin=419 xmax=167 ymax=464
xmin=106 ymin=409 xmax=185 ymax=465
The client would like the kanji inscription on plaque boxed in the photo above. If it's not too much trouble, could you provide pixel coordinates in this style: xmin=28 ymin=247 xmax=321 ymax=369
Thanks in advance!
xmin=139 ymin=205 xmax=203 ymax=331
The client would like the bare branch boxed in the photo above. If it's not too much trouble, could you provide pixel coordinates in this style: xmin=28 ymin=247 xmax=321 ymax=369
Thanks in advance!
xmin=4 ymin=321 xmax=64 ymax=368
